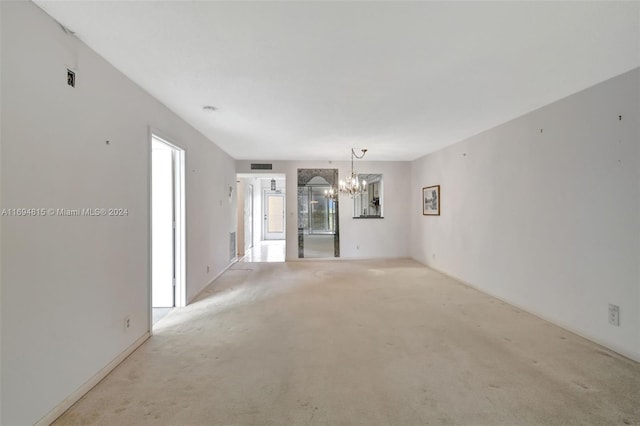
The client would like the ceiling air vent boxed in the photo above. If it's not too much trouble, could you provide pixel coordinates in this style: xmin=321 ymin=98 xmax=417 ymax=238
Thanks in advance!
xmin=251 ymin=163 xmax=272 ymax=170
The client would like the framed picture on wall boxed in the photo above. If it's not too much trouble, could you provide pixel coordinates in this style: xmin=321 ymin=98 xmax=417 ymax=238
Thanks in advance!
xmin=422 ymin=185 xmax=440 ymax=216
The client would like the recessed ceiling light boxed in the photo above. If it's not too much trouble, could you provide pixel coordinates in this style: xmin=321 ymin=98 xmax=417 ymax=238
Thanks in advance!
xmin=203 ymin=105 xmax=217 ymax=112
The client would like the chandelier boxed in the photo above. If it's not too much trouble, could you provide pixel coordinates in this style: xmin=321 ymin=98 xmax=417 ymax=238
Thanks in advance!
xmin=324 ymin=186 xmax=337 ymax=201
xmin=339 ymin=148 xmax=368 ymax=197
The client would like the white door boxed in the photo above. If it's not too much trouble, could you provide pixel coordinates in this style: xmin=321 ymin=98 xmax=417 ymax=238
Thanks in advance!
xmin=152 ymin=143 xmax=175 ymax=307
xmin=264 ymin=192 xmax=285 ymax=240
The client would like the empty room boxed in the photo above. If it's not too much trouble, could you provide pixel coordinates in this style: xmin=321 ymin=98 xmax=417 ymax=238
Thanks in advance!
xmin=1 ymin=1 xmax=639 ymax=425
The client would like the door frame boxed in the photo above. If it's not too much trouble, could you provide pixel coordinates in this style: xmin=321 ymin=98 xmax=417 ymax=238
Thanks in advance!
xmin=149 ymin=129 xmax=186 ymax=332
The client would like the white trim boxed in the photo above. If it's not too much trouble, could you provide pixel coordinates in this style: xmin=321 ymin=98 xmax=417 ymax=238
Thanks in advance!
xmin=174 ymin=147 xmax=186 ymax=308
xmin=422 ymin=262 xmax=640 ymax=364
xmin=187 ymin=261 xmax=237 ymax=305
xmin=147 ymin=127 xmax=153 ymax=336
xmin=150 ymin=130 xmax=187 ymax=333
xmin=35 ymin=332 xmax=151 ymax=426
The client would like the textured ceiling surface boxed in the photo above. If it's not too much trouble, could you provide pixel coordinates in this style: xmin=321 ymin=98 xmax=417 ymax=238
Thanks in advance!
xmin=35 ymin=1 xmax=640 ymax=161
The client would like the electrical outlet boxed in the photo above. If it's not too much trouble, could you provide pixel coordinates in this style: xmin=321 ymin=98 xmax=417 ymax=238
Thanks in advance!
xmin=608 ymin=304 xmax=619 ymax=326
xmin=124 ymin=316 xmax=131 ymax=331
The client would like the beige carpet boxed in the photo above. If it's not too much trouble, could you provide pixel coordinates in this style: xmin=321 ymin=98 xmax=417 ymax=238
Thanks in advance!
xmin=54 ymin=259 xmax=640 ymax=425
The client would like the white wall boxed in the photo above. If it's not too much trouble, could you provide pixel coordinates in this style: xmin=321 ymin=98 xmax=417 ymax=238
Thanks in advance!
xmin=236 ymin=179 xmax=245 ymax=255
xmin=252 ymin=178 xmax=263 ymax=247
xmin=0 ymin=2 xmax=3 ymax=421
xmin=244 ymin=182 xmax=253 ymax=250
xmin=236 ymin=160 xmax=411 ymax=260
xmin=0 ymin=3 xmax=236 ymax=425
xmin=411 ymin=68 xmax=640 ymax=361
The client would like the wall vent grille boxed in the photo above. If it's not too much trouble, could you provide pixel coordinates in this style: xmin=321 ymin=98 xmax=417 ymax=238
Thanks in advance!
xmin=230 ymin=232 xmax=237 ymax=261
xmin=251 ymin=163 xmax=272 ymax=170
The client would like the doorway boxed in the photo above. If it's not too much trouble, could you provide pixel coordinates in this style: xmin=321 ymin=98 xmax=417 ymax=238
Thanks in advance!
xmin=151 ymin=135 xmax=185 ymax=327
xmin=237 ymin=174 xmax=286 ymax=262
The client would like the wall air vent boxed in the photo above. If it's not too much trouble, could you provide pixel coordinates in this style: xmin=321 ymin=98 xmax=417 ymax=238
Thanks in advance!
xmin=230 ymin=232 xmax=237 ymax=261
xmin=251 ymin=163 xmax=272 ymax=170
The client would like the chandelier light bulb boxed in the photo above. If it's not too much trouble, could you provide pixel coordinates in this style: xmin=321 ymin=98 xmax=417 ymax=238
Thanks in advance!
xmin=337 ymin=148 xmax=368 ymax=198
xmin=324 ymin=185 xmax=337 ymax=200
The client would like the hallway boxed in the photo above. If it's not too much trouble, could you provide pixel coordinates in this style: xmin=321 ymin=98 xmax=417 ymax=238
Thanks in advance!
xmin=240 ymin=240 xmax=285 ymax=263
xmin=54 ymin=259 xmax=640 ymax=425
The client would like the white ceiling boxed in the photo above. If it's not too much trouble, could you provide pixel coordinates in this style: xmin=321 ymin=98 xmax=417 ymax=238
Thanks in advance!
xmin=35 ymin=1 xmax=639 ymax=161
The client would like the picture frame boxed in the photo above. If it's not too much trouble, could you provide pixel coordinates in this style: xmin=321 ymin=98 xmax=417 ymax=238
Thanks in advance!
xmin=422 ymin=185 xmax=440 ymax=216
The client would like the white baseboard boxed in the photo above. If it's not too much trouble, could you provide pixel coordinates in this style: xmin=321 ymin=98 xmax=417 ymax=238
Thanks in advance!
xmin=35 ymin=332 xmax=151 ymax=426
xmin=187 ymin=261 xmax=237 ymax=305
xmin=422 ymin=261 xmax=640 ymax=364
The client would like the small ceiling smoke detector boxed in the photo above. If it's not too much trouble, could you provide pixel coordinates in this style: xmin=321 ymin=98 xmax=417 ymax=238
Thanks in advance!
xmin=203 ymin=105 xmax=217 ymax=112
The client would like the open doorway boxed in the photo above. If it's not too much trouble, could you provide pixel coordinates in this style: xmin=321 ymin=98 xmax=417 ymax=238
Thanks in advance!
xmin=237 ymin=174 xmax=286 ymax=262
xmin=151 ymin=134 xmax=185 ymax=328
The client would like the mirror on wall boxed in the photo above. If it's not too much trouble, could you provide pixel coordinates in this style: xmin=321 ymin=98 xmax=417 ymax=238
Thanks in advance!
xmin=353 ymin=174 xmax=383 ymax=218
xmin=297 ymin=169 xmax=340 ymax=258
